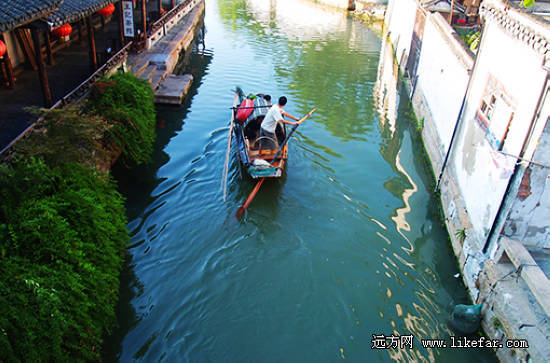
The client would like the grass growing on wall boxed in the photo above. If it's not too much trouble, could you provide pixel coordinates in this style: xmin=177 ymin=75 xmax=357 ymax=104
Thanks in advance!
xmin=15 ymin=106 xmax=109 ymax=166
xmin=88 ymin=72 xmax=156 ymax=165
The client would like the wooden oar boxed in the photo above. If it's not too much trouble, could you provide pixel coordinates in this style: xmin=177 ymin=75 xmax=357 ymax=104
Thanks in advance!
xmin=234 ymin=108 xmax=316 ymax=218
xmin=235 ymin=178 xmax=265 ymax=218
xmin=270 ymin=108 xmax=316 ymax=164
xmin=221 ymin=92 xmax=240 ymax=201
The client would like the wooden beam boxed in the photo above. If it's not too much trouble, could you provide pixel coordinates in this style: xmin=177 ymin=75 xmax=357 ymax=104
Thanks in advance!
xmin=0 ymin=61 xmax=8 ymax=86
xmin=172 ymin=0 xmax=175 ymax=9
xmin=158 ymin=0 xmax=163 ymax=17
xmin=142 ymin=0 xmax=147 ymax=38
xmin=0 ymin=33 xmax=15 ymax=88
xmin=14 ymin=28 xmax=37 ymax=70
xmin=449 ymin=0 xmax=455 ymax=24
xmin=44 ymin=30 xmax=55 ymax=65
xmin=501 ymin=237 xmax=550 ymax=316
xmin=87 ymin=16 xmax=98 ymax=71
xmin=117 ymin=0 xmax=125 ymax=48
xmin=78 ymin=19 xmax=85 ymax=44
xmin=30 ymin=28 xmax=52 ymax=108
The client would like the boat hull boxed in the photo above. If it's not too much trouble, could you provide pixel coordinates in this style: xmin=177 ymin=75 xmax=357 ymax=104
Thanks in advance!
xmin=231 ymin=90 xmax=287 ymax=179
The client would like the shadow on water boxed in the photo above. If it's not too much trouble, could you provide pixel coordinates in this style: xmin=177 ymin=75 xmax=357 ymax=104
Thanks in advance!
xmin=103 ymin=37 xmax=212 ymax=361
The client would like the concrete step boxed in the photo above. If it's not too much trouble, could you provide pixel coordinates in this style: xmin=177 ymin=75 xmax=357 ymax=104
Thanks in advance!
xmin=151 ymin=69 xmax=169 ymax=90
xmin=139 ymin=65 xmax=157 ymax=83
xmin=132 ymin=55 xmax=152 ymax=77
xmin=155 ymin=74 xmax=193 ymax=104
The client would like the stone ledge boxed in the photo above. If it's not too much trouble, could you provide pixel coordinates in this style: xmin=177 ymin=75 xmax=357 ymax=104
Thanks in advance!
xmin=478 ymin=259 xmax=550 ymax=363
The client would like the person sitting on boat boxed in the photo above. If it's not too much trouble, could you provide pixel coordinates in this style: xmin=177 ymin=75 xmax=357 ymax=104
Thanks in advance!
xmin=260 ymin=96 xmax=299 ymax=150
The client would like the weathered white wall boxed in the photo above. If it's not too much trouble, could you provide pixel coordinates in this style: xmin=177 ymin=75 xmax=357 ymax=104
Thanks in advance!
xmin=503 ymin=99 xmax=550 ymax=248
xmin=414 ymin=12 xmax=473 ymax=164
xmin=385 ymin=0 xmax=417 ymax=68
xmin=374 ymin=32 xmax=400 ymax=137
xmin=449 ymin=6 xmax=548 ymax=244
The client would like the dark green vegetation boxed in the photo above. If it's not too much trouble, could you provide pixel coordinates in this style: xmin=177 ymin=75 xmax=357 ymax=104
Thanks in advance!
xmin=0 ymin=72 xmax=156 ymax=360
xmin=454 ymin=26 xmax=481 ymax=52
xmin=88 ymin=72 xmax=156 ymax=166
xmin=0 ymin=159 xmax=128 ymax=360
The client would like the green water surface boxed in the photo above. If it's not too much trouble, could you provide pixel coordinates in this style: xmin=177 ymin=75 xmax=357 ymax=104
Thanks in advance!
xmin=106 ymin=1 xmax=496 ymax=361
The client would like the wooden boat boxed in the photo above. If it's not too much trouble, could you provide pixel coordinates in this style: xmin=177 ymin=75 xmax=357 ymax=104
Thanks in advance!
xmin=230 ymin=88 xmax=288 ymax=179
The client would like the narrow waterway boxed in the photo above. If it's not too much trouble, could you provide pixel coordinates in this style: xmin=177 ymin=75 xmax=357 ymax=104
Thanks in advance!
xmin=107 ymin=0 xmax=496 ymax=361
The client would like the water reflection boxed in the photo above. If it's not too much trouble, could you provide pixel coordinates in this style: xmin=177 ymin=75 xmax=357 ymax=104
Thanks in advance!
xmin=107 ymin=1 xmax=496 ymax=361
xmin=219 ymin=0 xmax=382 ymax=141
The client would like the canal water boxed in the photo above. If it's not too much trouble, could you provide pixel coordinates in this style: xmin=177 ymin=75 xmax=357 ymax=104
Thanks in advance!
xmin=107 ymin=0 xmax=496 ymax=361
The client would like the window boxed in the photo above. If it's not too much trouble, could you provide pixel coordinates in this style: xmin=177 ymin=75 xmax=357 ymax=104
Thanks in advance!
xmin=475 ymin=75 xmax=515 ymax=151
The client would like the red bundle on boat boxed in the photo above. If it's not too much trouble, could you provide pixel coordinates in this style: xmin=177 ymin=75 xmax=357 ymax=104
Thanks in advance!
xmin=236 ymin=97 xmax=254 ymax=122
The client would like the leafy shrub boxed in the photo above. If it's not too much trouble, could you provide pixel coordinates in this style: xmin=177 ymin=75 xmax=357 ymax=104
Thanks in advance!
xmin=88 ymin=72 xmax=156 ymax=165
xmin=454 ymin=26 xmax=481 ymax=52
xmin=0 ymin=158 xmax=128 ymax=360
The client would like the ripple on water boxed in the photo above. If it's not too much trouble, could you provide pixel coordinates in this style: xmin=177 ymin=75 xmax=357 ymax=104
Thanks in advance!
xmin=110 ymin=0 xmax=496 ymax=361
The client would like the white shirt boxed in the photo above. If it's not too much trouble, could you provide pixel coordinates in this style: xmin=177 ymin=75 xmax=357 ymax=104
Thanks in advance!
xmin=261 ymin=104 xmax=284 ymax=133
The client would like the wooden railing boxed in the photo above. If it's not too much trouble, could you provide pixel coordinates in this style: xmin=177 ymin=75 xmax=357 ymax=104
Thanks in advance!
xmin=147 ymin=0 xmax=200 ymax=49
xmin=0 ymin=41 xmax=133 ymax=158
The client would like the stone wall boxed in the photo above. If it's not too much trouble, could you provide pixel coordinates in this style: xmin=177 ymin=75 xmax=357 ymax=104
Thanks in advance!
xmin=413 ymin=12 xmax=473 ymax=176
xmin=384 ymin=0 xmax=550 ymax=361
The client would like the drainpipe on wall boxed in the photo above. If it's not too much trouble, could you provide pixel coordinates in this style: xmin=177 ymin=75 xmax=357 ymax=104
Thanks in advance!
xmin=482 ymin=70 xmax=550 ymax=255
xmin=435 ymin=23 xmax=487 ymax=192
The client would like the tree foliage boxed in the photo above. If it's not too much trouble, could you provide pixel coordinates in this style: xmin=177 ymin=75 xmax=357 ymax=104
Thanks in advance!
xmin=0 ymin=71 xmax=156 ymax=360
xmin=0 ymin=158 xmax=128 ymax=360
xmin=88 ymin=72 xmax=156 ymax=165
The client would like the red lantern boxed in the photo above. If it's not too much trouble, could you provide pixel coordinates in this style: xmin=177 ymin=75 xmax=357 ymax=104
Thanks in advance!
xmin=0 ymin=40 xmax=6 ymax=58
xmin=98 ymin=4 xmax=115 ymax=17
xmin=52 ymin=24 xmax=72 ymax=37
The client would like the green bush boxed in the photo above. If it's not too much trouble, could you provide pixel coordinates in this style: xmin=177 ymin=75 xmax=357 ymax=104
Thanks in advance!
xmin=88 ymin=72 xmax=156 ymax=165
xmin=454 ymin=27 xmax=481 ymax=52
xmin=0 ymin=158 xmax=128 ymax=360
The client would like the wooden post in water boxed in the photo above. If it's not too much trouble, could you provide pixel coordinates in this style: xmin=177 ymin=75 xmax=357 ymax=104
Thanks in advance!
xmin=87 ymin=16 xmax=98 ymax=71
xmin=44 ymin=31 xmax=54 ymax=66
xmin=117 ymin=0 xmax=125 ymax=48
xmin=30 ymin=27 xmax=52 ymax=107
xmin=0 ymin=34 xmax=15 ymax=88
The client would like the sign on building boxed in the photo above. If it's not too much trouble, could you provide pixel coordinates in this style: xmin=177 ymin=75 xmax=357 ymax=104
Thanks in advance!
xmin=122 ymin=1 xmax=134 ymax=37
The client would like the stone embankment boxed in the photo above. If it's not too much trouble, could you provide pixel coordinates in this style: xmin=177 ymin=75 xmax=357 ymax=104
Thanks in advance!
xmin=127 ymin=0 xmax=204 ymax=104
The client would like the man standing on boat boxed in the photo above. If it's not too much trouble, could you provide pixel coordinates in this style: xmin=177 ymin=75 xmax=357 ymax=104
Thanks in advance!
xmin=260 ymin=96 xmax=300 ymax=150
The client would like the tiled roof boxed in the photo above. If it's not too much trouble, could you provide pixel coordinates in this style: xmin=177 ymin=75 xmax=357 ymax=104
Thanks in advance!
xmin=0 ymin=0 xmax=61 ymax=32
xmin=46 ymin=0 xmax=117 ymax=29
